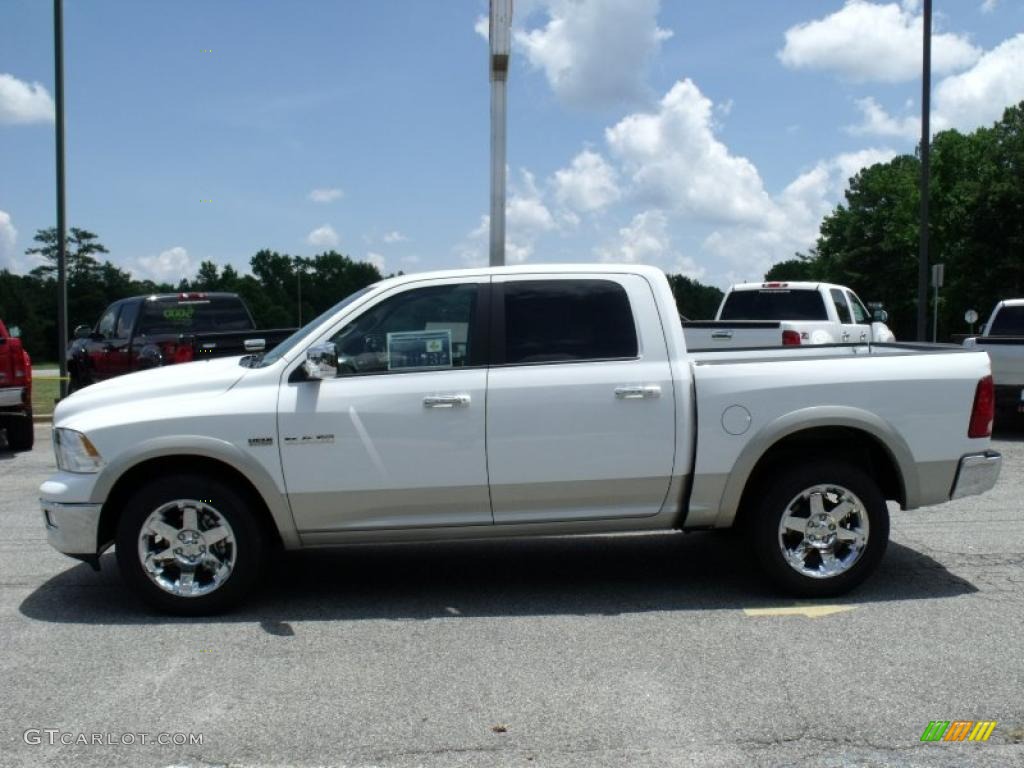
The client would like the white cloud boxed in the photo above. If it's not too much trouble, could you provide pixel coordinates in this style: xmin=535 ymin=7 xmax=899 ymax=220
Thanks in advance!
xmin=552 ymin=149 xmax=621 ymax=212
xmin=932 ymin=33 xmax=1024 ymax=131
xmin=981 ymin=0 xmax=998 ymax=12
xmin=363 ymin=252 xmax=386 ymax=274
xmin=848 ymin=97 xmax=920 ymax=139
xmin=308 ymin=187 xmax=343 ymax=203
xmin=514 ymin=0 xmax=672 ymax=107
xmin=595 ymin=209 xmax=705 ymax=279
xmin=704 ymin=147 xmax=897 ymax=280
xmin=779 ymin=1 xmax=980 ymax=83
xmin=455 ymin=171 xmax=557 ymax=266
xmin=382 ymin=230 xmax=408 ymax=244
xmin=848 ymin=34 xmax=1024 ymax=139
xmin=606 ymin=79 xmax=777 ymax=227
xmin=0 ymin=73 xmax=55 ymax=124
xmin=0 ymin=210 xmax=18 ymax=271
xmin=134 ymin=246 xmax=195 ymax=284
xmin=306 ymin=224 xmax=340 ymax=249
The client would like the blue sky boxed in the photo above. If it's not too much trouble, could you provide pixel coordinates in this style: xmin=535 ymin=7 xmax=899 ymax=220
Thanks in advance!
xmin=1 ymin=0 xmax=1022 ymax=287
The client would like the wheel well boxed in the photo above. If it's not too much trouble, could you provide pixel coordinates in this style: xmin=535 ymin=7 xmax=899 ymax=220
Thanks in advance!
xmin=734 ymin=426 xmax=905 ymax=529
xmin=98 ymin=455 xmax=283 ymax=551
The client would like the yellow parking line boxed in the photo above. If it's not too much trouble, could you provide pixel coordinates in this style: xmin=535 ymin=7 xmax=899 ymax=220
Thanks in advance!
xmin=743 ymin=604 xmax=857 ymax=619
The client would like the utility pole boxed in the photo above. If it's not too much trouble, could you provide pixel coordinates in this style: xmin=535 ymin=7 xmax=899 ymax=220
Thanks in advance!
xmin=917 ymin=0 xmax=932 ymax=341
xmin=54 ymin=0 xmax=69 ymax=398
xmin=489 ymin=0 xmax=512 ymax=267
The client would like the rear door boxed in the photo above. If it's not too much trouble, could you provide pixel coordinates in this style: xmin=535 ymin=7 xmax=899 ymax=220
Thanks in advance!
xmin=486 ymin=274 xmax=675 ymax=523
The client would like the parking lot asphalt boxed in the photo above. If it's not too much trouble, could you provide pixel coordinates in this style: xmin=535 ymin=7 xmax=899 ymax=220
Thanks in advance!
xmin=1 ymin=425 xmax=1022 ymax=768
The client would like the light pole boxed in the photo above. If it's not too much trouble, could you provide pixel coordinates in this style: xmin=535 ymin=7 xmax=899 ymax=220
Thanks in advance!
xmin=54 ymin=0 xmax=69 ymax=397
xmin=917 ymin=0 xmax=932 ymax=341
xmin=488 ymin=0 xmax=512 ymax=267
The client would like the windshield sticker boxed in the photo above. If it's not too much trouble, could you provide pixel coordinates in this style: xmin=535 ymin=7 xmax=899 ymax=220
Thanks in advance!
xmin=162 ymin=307 xmax=195 ymax=323
xmin=387 ymin=329 xmax=453 ymax=371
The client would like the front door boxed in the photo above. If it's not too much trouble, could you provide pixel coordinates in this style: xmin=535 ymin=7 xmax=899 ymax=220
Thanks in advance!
xmin=486 ymin=274 xmax=676 ymax=524
xmin=278 ymin=278 xmax=492 ymax=535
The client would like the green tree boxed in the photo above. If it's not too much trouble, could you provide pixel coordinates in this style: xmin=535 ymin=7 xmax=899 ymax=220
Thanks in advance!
xmin=25 ymin=227 xmax=109 ymax=280
xmin=666 ymin=273 xmax=724 ymax=320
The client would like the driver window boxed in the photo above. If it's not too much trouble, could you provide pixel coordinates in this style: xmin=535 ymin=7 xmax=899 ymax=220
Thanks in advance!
xmin=97 ymin=306 xmax=119 ymax=340
xmin=846 ymin=291 xmax=870 ymax=324
xmin=830 ymin=289 xmax=853 ymax=325
xmin=327 ymin=283 xmax=478 ymax=376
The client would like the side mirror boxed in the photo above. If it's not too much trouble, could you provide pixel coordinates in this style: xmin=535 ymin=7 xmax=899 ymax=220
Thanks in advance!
xmin=872 ymin=309 xmax=889 ymax=324
xmin=8 ymin=325 xmax=20 ymax=338
xmin=73 ymin=324 xmax=92 ymax=339
xmin=303 ymin=341 xmax=338 ymax=380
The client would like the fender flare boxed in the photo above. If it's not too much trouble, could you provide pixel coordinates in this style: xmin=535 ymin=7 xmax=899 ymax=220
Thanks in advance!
xmin=713 ymin=406 xmax=918 ymax=527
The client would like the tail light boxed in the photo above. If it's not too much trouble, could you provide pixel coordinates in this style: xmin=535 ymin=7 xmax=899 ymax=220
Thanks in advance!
xmin=782 ymin=330 xmax=801 ymax=346
xmin=968 ymin=375 xmax=994 ymax=438
xmin=158 ymin=342 xmax=195 ymax=364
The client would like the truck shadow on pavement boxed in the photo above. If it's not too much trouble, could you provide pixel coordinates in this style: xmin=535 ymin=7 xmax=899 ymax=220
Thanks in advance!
xmin=19 ymin=532 xmax=977 ymax=628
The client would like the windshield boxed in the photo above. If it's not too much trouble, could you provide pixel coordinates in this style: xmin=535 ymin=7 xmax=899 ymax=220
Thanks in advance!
xmin=251 ymin=285 xmax=378 ymax=367
xmin=719 ymin=289 xmax=828 ymax=321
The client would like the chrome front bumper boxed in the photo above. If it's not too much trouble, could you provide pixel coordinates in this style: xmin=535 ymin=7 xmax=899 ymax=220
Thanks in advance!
xmin=41 ymin=499 xmax=102 ymax=555
xmin=950 ymin=451 xmax=1002 ymax=500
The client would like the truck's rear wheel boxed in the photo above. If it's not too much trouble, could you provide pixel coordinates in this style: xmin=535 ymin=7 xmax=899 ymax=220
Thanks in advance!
xmin=748 ymin=461 xmax=889 ymax=597
xmin=115 ymin=474 xmax=264 ymax=615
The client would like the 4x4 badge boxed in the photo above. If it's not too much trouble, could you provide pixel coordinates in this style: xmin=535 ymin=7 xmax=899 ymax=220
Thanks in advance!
xmin=247 ymin=437 xmax=274 ymax=447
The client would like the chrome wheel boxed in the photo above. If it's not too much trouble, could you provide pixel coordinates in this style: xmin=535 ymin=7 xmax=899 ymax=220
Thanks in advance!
xmin=136 ymin=499 xmax=237 ymax=598
xmin=777 ymin=484 xmax=870 ymax=579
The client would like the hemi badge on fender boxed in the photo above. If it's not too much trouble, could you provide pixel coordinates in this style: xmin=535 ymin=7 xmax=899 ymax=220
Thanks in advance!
xmin=248 ymin=437 xmax=274 ymax=447
xmin=283 ymin=434 xmax=335 ymax=445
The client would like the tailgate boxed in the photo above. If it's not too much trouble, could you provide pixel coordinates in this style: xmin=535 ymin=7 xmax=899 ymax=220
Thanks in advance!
xmin=683 ymin=321 xmax=782 ymax=349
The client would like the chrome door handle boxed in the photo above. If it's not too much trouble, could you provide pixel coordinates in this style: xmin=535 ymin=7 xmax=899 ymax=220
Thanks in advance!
xmin=711 ymin=331 xmax=733 ymax=340
xmin=841 ymin=332 xmax=850 ymax=341
xmin=859 ymin=332 xmax=868 ymax=341
xmin=423 ymin=394 xmax=471 ymax=409
xmin=615 ymin=385 xmax=661 ymax=400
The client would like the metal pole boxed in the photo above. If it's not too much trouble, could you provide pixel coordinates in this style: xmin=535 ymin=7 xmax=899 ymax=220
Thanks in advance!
xmin=489 ymin=0 xmax=512 ymax=268
xmin=54 ymin=0 xmax=69 ymax=398
xmin=932 ymin=284 xmax=938 ymax=343
xmin=916 ymin=0 xmax=932 ymax=341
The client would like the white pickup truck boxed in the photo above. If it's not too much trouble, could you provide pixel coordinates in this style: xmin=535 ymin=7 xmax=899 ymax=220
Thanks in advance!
xmin=964 ymin=299 xmax=1024 ymax=425
xmin=41 ymin=265 xmax=1001 ymax=614
xmin=683 ymin=281 xmax=895 ymax=349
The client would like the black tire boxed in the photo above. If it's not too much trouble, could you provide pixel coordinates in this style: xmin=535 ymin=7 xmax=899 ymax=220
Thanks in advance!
xmin=115 ymin=473 xmax=264 ymax=615
xmin=5 ymin=412 xmax=34 ymax=451
xmin=747 ymin=460 xmax=889 ymax=597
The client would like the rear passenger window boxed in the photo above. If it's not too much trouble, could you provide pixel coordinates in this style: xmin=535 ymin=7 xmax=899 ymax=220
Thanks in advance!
xmin=830 ymin=289 xmax=853 ymax=324
xmin=503 ymin=280 xmax=638 ymax=364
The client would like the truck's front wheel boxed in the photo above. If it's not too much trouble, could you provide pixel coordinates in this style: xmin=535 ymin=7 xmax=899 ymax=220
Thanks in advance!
xmin=748 ymin=461 xmax=889 ymax=597
xmin=115 ymin=474 xmax=264 ymax=614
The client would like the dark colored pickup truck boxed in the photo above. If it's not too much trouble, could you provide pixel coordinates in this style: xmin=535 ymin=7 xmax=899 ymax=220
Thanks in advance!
xmin=0 ymin=317 xmax=33 ymax=450
xmin=68 ymin=292 xmax=295 ymax=390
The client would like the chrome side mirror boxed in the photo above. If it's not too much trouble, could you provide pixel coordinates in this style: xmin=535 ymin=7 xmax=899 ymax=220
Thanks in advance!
xmin=73 ymin=324 xmax=92 ymax=339
xmin=303 ymin=341 xmax=338 ymax=380
xmin=872 ymin=309 xmax=889 ymax=323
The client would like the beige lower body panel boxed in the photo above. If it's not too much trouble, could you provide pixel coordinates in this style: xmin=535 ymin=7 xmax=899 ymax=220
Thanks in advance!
xmin=296 ymin=475 xmax=689 ymax=547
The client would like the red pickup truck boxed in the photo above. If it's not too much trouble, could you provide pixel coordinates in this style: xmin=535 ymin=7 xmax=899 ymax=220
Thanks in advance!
xmin=0 ymin=318 xmax=33 ymax=451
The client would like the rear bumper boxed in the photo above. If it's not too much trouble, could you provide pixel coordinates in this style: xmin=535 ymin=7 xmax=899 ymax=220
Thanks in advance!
xmin=950 ymin=451 xmax=1002 ymax=500
xmin=0 ymin=386 xmax=25 ymax=409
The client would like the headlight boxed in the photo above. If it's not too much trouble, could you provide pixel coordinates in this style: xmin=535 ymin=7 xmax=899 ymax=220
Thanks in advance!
xmin=53 ymin=429 xmax=104 ymax=473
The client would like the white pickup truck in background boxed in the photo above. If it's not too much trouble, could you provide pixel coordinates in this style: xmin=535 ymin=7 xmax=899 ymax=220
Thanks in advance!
xmin=683 ymin=281 xmax=896 ymax=349
xmin=964 ymin=299 xmax=1024 ymax=425
xmin=40 ymin=265 xmax=1000 ymax=614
